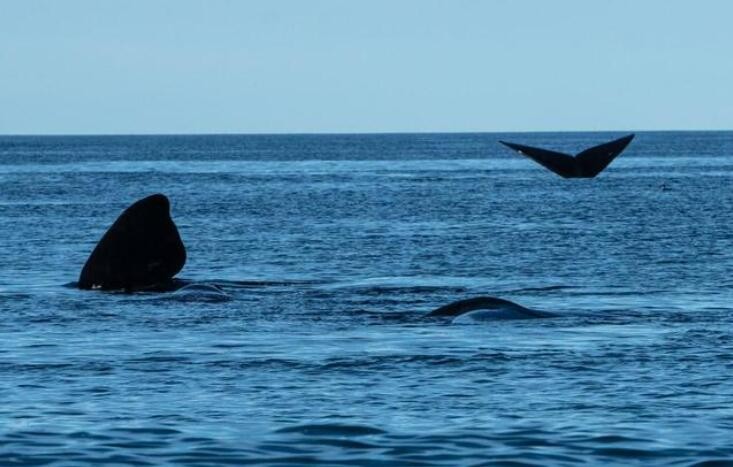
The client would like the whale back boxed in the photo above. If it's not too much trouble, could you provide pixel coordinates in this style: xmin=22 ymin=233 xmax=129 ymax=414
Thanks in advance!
xmin=427 ymin=296 xmax=546 ymax=319
xmin=78 ymin=194 xmax=186 ymax=291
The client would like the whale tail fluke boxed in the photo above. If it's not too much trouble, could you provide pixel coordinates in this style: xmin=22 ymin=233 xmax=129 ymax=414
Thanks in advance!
xmin=500 ymin=133 xmax=635 ymax=178
xmin=78 ymin=194 xmax=186 ymax=291
xmin=575 ymin=133 xmax=635 ymax=177
xmin=499 ymin=141 xmax=579 ymax=178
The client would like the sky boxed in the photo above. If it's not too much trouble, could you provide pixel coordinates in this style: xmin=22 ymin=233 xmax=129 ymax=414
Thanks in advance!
xmin=1 ymin=0 xmax=732 ymax=134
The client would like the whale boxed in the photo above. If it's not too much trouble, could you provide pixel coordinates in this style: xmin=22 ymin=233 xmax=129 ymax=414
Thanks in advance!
xmin=499 ymin=133 xmax=635 ymax=178
xmin=426 ymin=296 xmax=555 ymax=320
xmin=78 ymin=194 xmax=187 ymax=291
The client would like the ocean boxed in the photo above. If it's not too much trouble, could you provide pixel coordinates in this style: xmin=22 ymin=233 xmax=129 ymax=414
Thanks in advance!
xmin=1 ymin=131 xmax=732 ymax=465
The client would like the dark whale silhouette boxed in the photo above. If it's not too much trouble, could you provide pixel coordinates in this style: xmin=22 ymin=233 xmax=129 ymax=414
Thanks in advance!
xmin=499 ymin=133 xmax=635 ymax=178
xmin=78 ymin=194 xmax=186 ymax=291
xmin=426 ymin=296 xmax=555 ymax=320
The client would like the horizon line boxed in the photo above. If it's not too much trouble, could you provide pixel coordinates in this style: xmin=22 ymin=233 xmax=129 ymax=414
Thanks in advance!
xmin=0 ymin=128 xmax=731 ymax=138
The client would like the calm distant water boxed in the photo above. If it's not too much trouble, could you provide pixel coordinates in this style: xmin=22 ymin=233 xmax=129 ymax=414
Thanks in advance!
xmin=1 ymin=132 xmax=732 ymax=465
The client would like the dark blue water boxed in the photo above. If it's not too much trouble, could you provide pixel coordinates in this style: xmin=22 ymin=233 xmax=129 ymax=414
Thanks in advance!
xmin=1 ymin=132 xmax=732 ymax=465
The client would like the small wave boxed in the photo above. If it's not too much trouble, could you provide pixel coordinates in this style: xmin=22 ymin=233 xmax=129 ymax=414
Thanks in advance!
xmin=318 ymin=354 xmax=467 ymax=371
xmin=689 ymin=460 xmax=733 ymax=467
xmin=276 ymin=423 xmax=385 ymax=437
xmin=0 ymin=292 xmax=34 ymax=300
xmin=354 ymin=285 xmax=469 ymax=295
xmin=167 ymin=283 xmax=232 ymax=303
xmin=1 ymin=425 xmax=730 ymax=465
xmin=108 ymin=427 xmax=182 ymax=436
xmin=192 ymin=278 xmax=326 ymax=291
xmin=125 ymin=354 xmax=193 ymax=365
xmin=502 ymin=285 xmax=577 ymax=294
xmin=323 ymin=276 xmax=475 ymax=292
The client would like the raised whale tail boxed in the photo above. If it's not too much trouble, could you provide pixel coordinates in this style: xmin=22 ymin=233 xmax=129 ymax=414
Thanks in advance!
xmin=500 ymin=133 xmax=635 ymax=178
xmin=78 ymin=194 xmax=186 ymax=291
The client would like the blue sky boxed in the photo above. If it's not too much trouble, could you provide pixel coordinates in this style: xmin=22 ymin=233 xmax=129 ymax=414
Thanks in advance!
xmin=1 ymin=0 xmax=731 ymax=134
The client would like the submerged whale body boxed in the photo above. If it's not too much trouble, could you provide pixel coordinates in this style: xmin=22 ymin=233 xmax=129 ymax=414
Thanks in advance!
xmin=500 ymin=134 xmax=635 ymax=178
xmin=78 ymin=194 xmax=186 ymax=291
xmin=427 ymin=296 xmax=555 ymax=320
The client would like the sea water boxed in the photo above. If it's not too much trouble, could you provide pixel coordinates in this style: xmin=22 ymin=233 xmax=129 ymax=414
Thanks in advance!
xmin=0 ymin=132 xmax=732 ymax=465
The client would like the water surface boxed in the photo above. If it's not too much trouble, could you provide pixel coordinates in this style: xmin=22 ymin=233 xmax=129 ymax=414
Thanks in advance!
xmin=1 ymin=132 xmax=732 ymax=465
